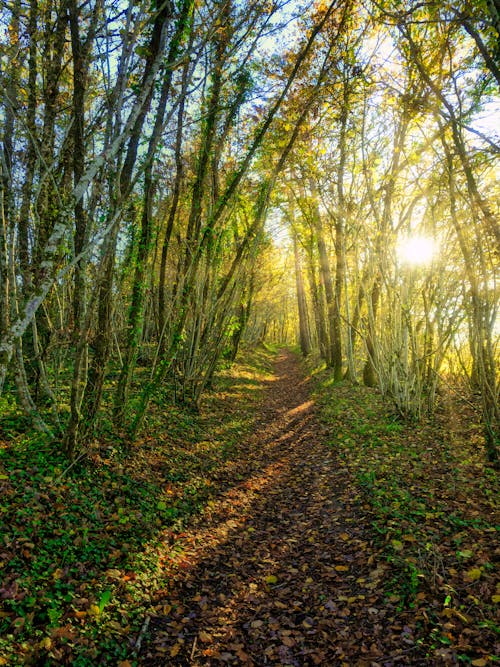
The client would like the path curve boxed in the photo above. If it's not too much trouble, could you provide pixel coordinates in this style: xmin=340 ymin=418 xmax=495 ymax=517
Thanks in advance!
xmin=140 ymin=351 xmax=423 ymax=666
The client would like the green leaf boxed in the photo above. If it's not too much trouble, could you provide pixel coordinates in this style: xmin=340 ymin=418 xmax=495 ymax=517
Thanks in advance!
xmin=98 ymin=590 xmax=111 ymax=613
xmin=157 ymin=501 xmax=167 ymax=511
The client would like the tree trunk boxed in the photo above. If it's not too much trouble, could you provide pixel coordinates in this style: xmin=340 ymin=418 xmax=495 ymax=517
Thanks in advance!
xmin=293 ymin=234 xmax=311 ymax=356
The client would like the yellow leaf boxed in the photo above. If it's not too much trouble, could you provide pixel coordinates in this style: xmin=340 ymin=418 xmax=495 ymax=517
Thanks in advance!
xmin=339 ymin=533 xmax=349 ymax=541
xmin=471 ymin=659 xmax=488 ymax=666
xmin=88 ymin=604 xmax=101 ymax=616
xmin=391 ymin=539 xmax=404 ymax=552
xmin=170 ymin=643 xmax=182 ymax=657
xmin=491 ymin=595 xmax=500 ymax=603
xmin=465 ymin=568 xmax=482 ymax=582
xmin=335 ymin=565 xmax=349 ymax=572
xmin=39 ymin=637 xmax=52 ymax=650
xmin=198 ymin=631 xmax=212 ymax=643
xmin=452 ymin=609 xmax=469 ymax=624
xmin=265 ymin=575 xmax=278 ymax=584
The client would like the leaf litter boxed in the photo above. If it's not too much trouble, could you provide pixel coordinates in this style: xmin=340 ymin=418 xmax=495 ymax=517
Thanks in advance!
xmin=1 ymin=348 xmax=497 ymax=665
xmin=140 ymin=351 xmax=451 ymax=666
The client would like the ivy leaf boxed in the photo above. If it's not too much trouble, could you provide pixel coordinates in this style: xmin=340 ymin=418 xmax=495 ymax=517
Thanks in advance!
xmin=98 ymin=590 xmax=111 ymax=613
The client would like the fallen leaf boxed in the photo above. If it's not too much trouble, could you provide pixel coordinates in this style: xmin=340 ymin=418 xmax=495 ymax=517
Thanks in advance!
xmin=391 ymin=539 xmax=404 ymax=552
xmin=457 ymin=549 xmax=473 ymax=559
xmin=170 ymin=643 xmax=182 ymax=657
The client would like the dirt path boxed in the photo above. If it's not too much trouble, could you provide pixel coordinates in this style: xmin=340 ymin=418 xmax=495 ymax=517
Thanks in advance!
xmin=140 ymin=351 xmax=424 ymax=666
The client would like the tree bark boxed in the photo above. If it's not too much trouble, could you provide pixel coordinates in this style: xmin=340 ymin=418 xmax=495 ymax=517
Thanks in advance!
xmin=293 ymin=234 xmax=311 ymax=356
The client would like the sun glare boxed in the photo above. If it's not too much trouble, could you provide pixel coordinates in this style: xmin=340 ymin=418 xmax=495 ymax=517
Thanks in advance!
xmin=397 ymin=236 xmax=436 ymax=266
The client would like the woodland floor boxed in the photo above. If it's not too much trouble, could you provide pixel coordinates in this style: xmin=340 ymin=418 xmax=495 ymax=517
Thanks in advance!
xmin=0 ymin=348 xmax=498 ymax=666
xmin=139 ymin=350 xmax=433 ymax=666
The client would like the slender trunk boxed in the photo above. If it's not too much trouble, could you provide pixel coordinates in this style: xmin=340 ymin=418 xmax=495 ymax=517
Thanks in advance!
xmin=0 ymin=165 xmax=9 ymax=390
xmin=18 ymin=0 xmax=38 ymax=289
xmin=313 ymin=190 xmax=337 ymax=370
xmin=293 ymin=234 xmax=311 ymax=356
xmin=307 ymin=246 xmax=327 ymax=358
xmin=334 ymin=88 xmax=350 ymax=380
xmin=229 ymin=272 xmax=255 ymax=361
xmin=362 ymin=275 xmax=381 ymax=387
xmin=69 ymin=0 xmax=99 ymax=332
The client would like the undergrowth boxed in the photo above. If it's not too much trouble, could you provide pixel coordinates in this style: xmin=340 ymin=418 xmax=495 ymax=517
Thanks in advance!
xmin=0 ymin=345 xmax=276 ymax=665
xmin=311 ymin=362 xmax=499 ymax=665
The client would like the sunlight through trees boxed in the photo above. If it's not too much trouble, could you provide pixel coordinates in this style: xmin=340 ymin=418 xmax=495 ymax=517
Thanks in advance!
xmin=0 ymin=0 xmax=498 ymax=462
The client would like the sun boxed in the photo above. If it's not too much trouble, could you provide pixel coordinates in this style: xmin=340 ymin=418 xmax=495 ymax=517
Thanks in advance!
xmin=397 ymin=235 xmax=436 ymax=266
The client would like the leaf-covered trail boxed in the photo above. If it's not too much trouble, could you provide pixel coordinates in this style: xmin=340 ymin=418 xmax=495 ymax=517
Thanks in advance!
xmin=141 ymin=351 xmax=422 ymax=666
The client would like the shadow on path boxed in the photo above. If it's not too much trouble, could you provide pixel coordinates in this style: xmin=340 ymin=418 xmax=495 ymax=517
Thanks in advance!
xmin=139 ymin=352 xmax=424 ymax=666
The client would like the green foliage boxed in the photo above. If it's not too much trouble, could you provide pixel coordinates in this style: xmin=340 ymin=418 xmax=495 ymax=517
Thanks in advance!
xmin=312 ymin=364 xmax=499 ymax=662
xmin=0 ymin=347 xmax=277 ymax=664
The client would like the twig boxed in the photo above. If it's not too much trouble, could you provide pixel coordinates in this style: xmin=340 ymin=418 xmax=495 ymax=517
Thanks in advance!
xmin=133 ymin=615 xmax=151 ymax=657
xmin=53 ymin=452 xmax=88 ymax=483
xmin=190 ymin=636 xmax=197 ymax=661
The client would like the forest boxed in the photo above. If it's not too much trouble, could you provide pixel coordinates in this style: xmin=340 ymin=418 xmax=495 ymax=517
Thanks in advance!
xmin=0 ymin=0 xmax=499 ymax=664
